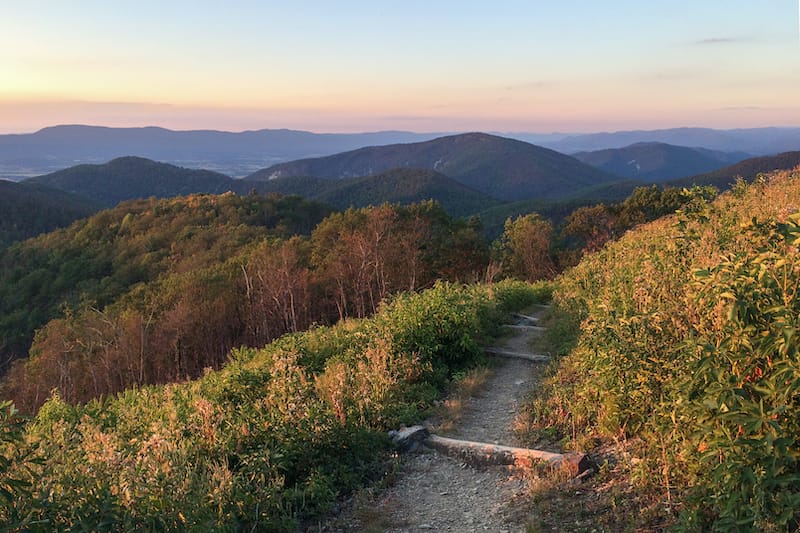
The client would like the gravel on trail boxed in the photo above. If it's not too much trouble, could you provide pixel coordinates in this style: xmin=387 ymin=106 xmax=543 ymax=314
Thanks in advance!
xmin=319 ymin=312 xmax=547 ymax=532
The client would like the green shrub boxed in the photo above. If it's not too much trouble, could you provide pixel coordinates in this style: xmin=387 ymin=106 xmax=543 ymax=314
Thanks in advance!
xmin=4 ymin=279 xmax=538 ymax=529
xmin=682 ymin=214 xmax=800 ymax=529
xmin=491 ymin=278 xmax=553 ymax=312
xmin=522 ymin=169 xmax=800 ymax=529
xmin=0 ymin=401 xmax=40 ymax=531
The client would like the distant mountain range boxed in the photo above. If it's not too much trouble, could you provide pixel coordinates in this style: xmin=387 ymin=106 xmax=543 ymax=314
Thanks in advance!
xmin=572 ymin=142 xmax=749 ymax=181
xmin=246 ymin=133 xmax=618 ymax=201
xmin=541 ymin=127 xmax=800 ymax=155
xmin=670 ymin=151 xmax=800 ymax=190
xmin=21 ymin=155 xmax=502 ymax=217
xmin=0 ymin=125 xmax=443 ymax=180
xmin=1 ymin=124 xmax=798 ymax=182
xmin=8 ymin=132 xmax=800 ymax=247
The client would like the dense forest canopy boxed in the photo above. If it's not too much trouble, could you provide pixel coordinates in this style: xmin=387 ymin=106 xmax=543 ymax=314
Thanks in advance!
xmin=0 ymin=180 xmax=97 ymax=248
xmin=0 ymin=193 xmax=330 ymax=371
xmin=0 ymin=194 xmax=492 ymax=412
xmin=0 ymin=180 xmax=726 ymax=413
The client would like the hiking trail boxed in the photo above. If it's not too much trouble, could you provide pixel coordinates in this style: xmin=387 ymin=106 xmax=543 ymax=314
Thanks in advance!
xmin=321 ymin=307 xmax=558 ymax=532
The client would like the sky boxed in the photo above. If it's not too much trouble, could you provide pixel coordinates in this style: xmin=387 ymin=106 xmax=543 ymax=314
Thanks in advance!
xmin=1 ymin=0 xmax=799 ymax=134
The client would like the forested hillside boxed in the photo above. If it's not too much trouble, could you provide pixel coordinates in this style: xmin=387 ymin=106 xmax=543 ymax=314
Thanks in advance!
xmin=252 ymin=168 xmax=502 ymax=217
xmin=0 ymin=177 xmax=722 ymax=404
xmin=669 ymin=150 xmax=800 ymax=190
xmin=0 ymin=193 xmax=330 ymax=377
xmin=572 ymin=142 xmax=747 ymax=181
xmin=523 ymin=168 xmax=800 ymax=529
xmin=0 ymin=180 xmax=97 ymax=248
xmin=24 ymin=156 xmax=236 ymax=207
xmin=0 ymin=195 xmax=490 ymax=412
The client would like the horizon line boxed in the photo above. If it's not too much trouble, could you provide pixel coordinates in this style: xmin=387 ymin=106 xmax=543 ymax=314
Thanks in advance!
xmin=5 ymin=122 xmax=800 ymax=137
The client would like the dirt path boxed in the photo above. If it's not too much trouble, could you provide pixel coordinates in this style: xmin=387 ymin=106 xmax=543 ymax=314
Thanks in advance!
xmin=322 ymin=310 xmax=547 ymax=532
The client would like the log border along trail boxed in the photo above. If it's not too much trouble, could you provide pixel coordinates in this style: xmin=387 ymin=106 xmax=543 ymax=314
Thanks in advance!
xmin=322 ymin=306 xmax=589 ymax=532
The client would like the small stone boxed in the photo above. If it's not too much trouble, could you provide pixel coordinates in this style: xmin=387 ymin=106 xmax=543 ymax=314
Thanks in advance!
xmin=388 ymin=425 xmax=429 ymax=453
xmin=419 ymin=524 xmax=434 ymax=530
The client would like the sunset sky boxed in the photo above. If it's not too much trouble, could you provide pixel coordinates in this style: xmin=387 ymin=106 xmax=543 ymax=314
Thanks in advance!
xmin=1 ymin=1 xmax=798 ymax=134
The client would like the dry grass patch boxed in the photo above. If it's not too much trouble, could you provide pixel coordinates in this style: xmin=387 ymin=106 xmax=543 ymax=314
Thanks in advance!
xmin=518 ymin=442 xmax=677 ymax=532
xmin=428 ymin=365 xmax=494 ymax=435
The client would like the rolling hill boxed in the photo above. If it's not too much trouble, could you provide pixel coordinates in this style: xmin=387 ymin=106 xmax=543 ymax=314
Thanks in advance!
xmin=475 ymin=178 xmax=644 ymax=238
xmin=572 ymin=142 xmax=748 ymax=181
xmin=542 ymin=126 xmax=800 ymax=154
xmin=24 ymin=156 xmax=237 ymax=207
xmin=22 ymin=157 xmax=502 ymax=217
xmin=4 ymin=125 xmax=799 ymax=182
xmin=246 ymin=132 xmax=619 ymax=202
xmin=253 ymin=168 xmax=501 ymax=217
xmin=669 ymin=150 xmax=800 ymax=190
xmin=0 ymin=180 xmax=98 ymax=247
xmin=0 ymin=125 xmax=442 ymax=180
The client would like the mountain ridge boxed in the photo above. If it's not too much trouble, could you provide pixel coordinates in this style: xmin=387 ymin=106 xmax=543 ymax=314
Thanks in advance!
xmin=3 ymin=124 xmax=799 ymax=181
xmin=246 ymin=132 xmax=619 ymax=201
xmin=0 ymin=125 xmax=445 ymax=179
xmin=573 ymin=141 xmax=749 ymax=181
xmin=668 ymin=150 xmax=800 ymax=189
xmin=542 ymin=126 xmax=800 ymax=154
xmin=24 ymin=156 xmax=236 ymax=207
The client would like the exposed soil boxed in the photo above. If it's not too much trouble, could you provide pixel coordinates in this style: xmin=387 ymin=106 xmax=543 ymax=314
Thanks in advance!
xmin=318 ymin=309 xmax=550 ymax=532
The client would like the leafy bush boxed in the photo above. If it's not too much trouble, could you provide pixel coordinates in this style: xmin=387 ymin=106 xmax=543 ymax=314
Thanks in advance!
xmin=682 ymin=214 xmax=800 ymax=529
xmin=4 ymin=280 xmax=539 ymax=529
xmin=491 ymin=278 xmax=553 ymax=313
xmin=0 ymin=401 xmax=39 ymax=531
xmin=523 ymin=169 xmax=800 ymax=529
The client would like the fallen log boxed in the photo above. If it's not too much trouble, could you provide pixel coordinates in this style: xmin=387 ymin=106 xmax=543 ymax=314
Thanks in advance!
xmin=483 ymin=347 xmax=550 ymax=362
xmin=388 ymin=426 xmax=591 ymax=476
xmin=505 ymin=324 xmax=545 ymax=331
xmin=426 ymin=434 xmax=591 ymax=476
xmin=512 ymin=313 xmax=540 ymax=323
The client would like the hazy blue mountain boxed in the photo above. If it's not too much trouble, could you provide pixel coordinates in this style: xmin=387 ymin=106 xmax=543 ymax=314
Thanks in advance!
xmin=668 ymin=151 xmax=800 ymax=190
xmin=541 ymin=127 xmax=800 ymax=155
xmin=246 ymin=133 xmax=619 ymax=202
xmin=573 ymin=142 xmax=749 ymax=181
xmin=0 ymin=125 xmax=443 ymax=180
xmin=4 ymin=124 xmax=798 ymax=182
